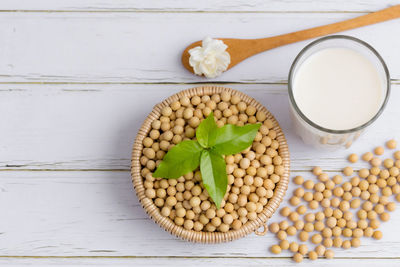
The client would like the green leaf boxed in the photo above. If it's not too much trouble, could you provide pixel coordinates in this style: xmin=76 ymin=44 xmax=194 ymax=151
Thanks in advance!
xmin=196 ymin=112 xmax=217 ymax=148
xmin=200 ymin=150 xmax=227 ymax=209
xmin=211 ymin=123 xmax=261 ymax=155
xmin=153 ymin=140 xmax=203 ymax=179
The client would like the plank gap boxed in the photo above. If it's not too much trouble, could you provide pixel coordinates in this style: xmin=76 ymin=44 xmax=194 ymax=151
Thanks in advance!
xmin=0 ymin=255 xmax=399 ymax=259
xmin=0 ymin=80 xmax=397 ymax=85
xmin=0 ymin=10 xmax=372 ymax=14
xmin=0 ymin=169 xmax=356 ymax=173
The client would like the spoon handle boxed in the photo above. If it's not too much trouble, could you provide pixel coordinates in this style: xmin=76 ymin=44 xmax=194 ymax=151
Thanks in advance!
xmin=228 ymin=5 xmax=400 ymax=67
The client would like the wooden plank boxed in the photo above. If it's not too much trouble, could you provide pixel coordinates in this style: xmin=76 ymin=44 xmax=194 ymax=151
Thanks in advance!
xmin=0 ymin=0 xmax=398 ymax=12
xmin=0 ymin=257 xmax=399 ymax=266
xmin=1 ymin=83 xmax=398 ymax=172
xmin=1 ymin=170 xmax=400 ymax=257
xmin=0 ymin=12 xmax=398 ymax=83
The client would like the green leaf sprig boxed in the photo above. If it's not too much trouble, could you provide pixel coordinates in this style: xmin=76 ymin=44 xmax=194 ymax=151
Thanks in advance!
xmin=153 ymin=112 xmax=261 ymax=208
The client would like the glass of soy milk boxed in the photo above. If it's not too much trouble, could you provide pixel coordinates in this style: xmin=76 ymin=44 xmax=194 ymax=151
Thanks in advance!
xmin=288 ymin=35 xmax=390 ymax=149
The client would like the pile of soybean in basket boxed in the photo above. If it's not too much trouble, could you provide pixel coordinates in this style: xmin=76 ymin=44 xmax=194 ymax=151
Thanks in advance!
xmin=141 ymin=91 xmax=284 ymax=233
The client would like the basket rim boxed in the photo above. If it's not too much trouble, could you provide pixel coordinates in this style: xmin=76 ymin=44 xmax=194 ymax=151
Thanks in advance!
xmin=131 ymin=86 xmax=290 ymax=243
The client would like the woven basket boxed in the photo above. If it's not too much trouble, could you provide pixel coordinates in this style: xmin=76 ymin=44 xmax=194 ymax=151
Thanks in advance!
xmin=131 ymin=86 xmax=290 ymax=243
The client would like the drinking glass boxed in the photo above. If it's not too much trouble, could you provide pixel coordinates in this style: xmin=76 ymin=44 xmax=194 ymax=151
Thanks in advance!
xmin=288 ymin=35 xmax=390 ymax=149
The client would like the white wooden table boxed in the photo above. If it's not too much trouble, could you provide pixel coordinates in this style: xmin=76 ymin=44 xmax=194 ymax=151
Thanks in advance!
xmin=1 ymin=1 xmax=400 ymax=266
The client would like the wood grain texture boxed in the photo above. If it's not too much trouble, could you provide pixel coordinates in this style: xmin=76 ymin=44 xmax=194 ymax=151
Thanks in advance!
xmin=0 ymin=12 xmax=398 ymax=83
xmin=0 ymin=0 xmax=399 ymax=12
xmin=0 ymin=83 xmax=398 ymax=172
xmin=1 ymin=171 xmax=400 ymax=258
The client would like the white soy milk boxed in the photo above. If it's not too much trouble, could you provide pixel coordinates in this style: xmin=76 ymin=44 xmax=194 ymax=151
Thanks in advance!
xmin=293 ymin=47 xmax=384 ymax=131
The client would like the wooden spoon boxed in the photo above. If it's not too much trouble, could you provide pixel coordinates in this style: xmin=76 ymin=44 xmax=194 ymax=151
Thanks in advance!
xmin=182 ymin=5 xmax=400 ymax=75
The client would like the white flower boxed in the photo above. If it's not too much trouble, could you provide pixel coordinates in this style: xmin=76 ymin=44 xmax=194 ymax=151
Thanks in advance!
xmin=188 ymin=37 xmax=231 ymax=78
